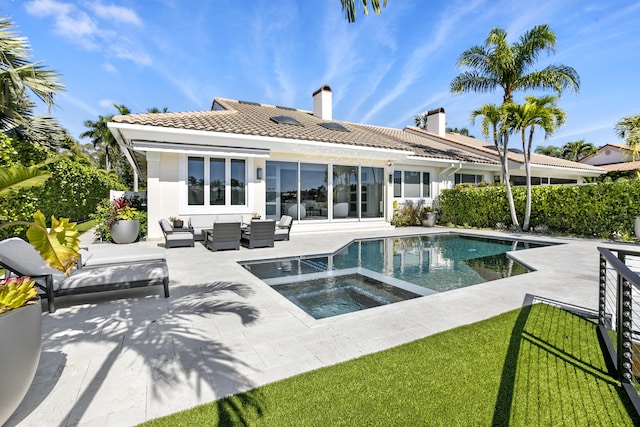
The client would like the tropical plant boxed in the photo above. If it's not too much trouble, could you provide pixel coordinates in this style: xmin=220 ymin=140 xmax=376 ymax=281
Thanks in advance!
xmin=450 ymin=24 xmax=580 ymax=104
xmin=0 ymin=277 xmax=37 ymax=313
xmin=340 ymin=0 xmax=386 ymax=22
xmin=80 ymin=104 xmax=130 ymax=171
xmin=91 ymin=197 xmax=145 ymax=242
xmin=414 ymin=112 xmax=428 ymax=129
xmin=534 ymin=145 xmax=562 ymax=157
xmin=446 ymin=127 xmax=473 ymax=137
xmin=505 ymin=95 xmax=566 ymax=231
xmin=615 ymin=114 xmax=640 ymax=160
xmin=560 ymin=139 xmax=596 ymax=161
xmin=471 ymin=103 xmax=519 ymax=227
xmin=0 ymin=16 xmax=65 ymax=142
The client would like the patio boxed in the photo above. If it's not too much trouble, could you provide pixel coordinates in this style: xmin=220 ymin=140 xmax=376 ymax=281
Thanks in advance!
xmin=5 ymin=227 xmax=623 ymax=426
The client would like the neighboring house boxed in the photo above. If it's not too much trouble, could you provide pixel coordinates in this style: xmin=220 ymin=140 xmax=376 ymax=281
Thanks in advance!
xmin=579 ymin=143 xmax=640 ymax=175
xmin=108 ymin=86 xmax=604 ymax=239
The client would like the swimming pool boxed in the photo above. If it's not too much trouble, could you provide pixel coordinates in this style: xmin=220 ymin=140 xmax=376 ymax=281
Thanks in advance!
xmin=241 ymin=233 xmax=551 ymax=319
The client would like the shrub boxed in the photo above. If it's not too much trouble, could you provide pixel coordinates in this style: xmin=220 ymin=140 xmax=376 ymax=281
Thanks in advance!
xmin=438 ymin=179 xmax=640 ymax=239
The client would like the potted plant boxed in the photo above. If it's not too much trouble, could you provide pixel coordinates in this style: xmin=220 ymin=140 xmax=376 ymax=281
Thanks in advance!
xmin=0 ymin=277 xmax=41 ymax=425
xmin=93 ymin=198 xmax=143 ymax=244
xmin=420 ymin=205 xmax=437 ymax=227
xmin=0 ymin=212 xmax=80 ymax=426
xmin=169 ymin=216 xmax=184 ymax=228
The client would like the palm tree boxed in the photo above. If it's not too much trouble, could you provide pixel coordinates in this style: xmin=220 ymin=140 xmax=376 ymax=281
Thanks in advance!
xmin=535 ymin=145 xmax=562 ymax=157
xmin=414 ymin=112 xmax=428 ymax=129
xmin=340 ymin=0 xmax=386 ymax=22
xmin=506 ymin=95 xmax=565 ymax=231
xmin=81 ymin=104 xmax=130 ymax=170
xmin=561 ymin=139 xmax=596 ymax=161
xmin=615 ymin=114 xmax=640 ymax=160
xmin=450 ymin=25 xmax=580 ymax=105
xmin=446 ymin=127 xmax=473 ymax=137
xmin=0 ymin=16 xmax=64 ymax=132
xmin=471 ymin=103 xmax=519 ymax=227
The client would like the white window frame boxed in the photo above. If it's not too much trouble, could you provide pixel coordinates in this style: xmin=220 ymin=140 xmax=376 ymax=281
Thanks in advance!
xmin=180 ymin=154 xmax=253 ymax=213
xmin=393 ymin=168 xmax=434 ymax=200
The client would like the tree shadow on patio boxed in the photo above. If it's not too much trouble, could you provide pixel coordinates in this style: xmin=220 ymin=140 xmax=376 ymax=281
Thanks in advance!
xmin=6 ymin=280 xmax=265 ymax=426
xmin=492 ymin=295 xmax=640 ymax=425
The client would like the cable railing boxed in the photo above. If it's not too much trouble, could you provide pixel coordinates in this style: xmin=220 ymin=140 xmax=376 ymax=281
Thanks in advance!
xmin=597 ymin=246 xmax=640 ymax=416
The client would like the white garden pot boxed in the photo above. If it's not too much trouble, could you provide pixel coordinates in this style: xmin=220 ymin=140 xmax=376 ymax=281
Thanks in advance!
xmin=110 ymin=219 xmax=140 ymax=244
xmin=0 ymin=300 xmax=42 ymax=425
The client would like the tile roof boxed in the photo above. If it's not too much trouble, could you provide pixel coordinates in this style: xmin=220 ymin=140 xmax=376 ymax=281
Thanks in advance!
xmin=112 ymin=97 xmax=601 ymax=172
xmin=413 ymin=128 xmax=604 ymax=172
xmin=599 ymin=161 xmax=640 ymax=172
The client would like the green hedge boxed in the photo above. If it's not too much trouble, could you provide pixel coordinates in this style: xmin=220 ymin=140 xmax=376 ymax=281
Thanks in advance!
xmin=438 ymin=180 xmax=640 ymax=239
xmin=0 ymin=157 xmax=125 ymax=239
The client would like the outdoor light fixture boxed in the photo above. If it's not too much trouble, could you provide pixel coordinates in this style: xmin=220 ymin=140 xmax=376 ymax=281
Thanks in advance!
xmin=388 ymin=173 xmax=393 ymax=184
xmin=257 ymin=167 xmax=263 ymax=180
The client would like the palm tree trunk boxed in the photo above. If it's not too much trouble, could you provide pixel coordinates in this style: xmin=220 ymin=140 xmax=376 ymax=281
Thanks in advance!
xmin=523 ymin=128 xmax=535 ymax=231
xmin=500 ymin=134 xmax=519 ymax=227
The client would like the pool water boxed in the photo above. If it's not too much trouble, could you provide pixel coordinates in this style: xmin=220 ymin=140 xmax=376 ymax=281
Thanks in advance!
xmin=241 ymin=233 xmax=550 ymax=319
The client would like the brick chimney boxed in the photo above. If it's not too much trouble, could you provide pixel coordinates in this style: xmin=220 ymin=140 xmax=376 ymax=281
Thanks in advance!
xmin=426 ymin=107 xmax=445 ymax=137
xmin=312 ymin=85 xmax=332 ymax=120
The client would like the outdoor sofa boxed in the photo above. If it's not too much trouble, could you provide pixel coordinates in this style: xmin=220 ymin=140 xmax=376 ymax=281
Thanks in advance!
xmin=274 ymin=215 xmax=293 ymax=241
xmin=158 ymin=219 xmax=195 ymax=248
xmin=0 ymin=237 xmax=169 ymax=313
xmin=182 ymin=214 xmax=244 ymax=241
xmin=241 ymin=219 xmax=276 ymax=248
xmin=205 ymin=221 xmax=241 ymax=251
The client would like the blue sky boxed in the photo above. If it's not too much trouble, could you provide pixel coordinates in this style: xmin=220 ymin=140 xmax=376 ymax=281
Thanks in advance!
xmin=3 ymin=0 xmax=639 ymax=149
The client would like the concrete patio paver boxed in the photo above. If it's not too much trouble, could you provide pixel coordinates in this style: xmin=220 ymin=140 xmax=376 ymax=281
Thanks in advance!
xmin=5 ymin=227 xmax=632 ymax=426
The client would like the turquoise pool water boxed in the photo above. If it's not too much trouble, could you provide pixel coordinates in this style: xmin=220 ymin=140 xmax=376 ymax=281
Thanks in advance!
xmin=241 ymin=233 xmax=550 ymax=319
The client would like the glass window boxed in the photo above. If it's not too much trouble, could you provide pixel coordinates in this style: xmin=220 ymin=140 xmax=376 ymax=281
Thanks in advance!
xmin=266 ymin=161 xmax=299 ymax=220
xmin=209 ymin=158 xmax=225 ymax=205
xmin=455 ymin=173 xmax=484 ymax=185
xmin=187 ymin=157 xmax=247 ymax=207
xmin=333 ymin=165 xmax=358 ymax=219
xmin=361 ymin=167 xmax=384 ymax=218
xmin=393 ymin=171 xmax=402 ymax=197
xmin=422 ymin=172 xmax=431 ymax=198
xmin=188 ymin=157 xmax=204 ymax=205
xmin=404 ymin=171 xmax=420 ymax=197
xmin=231 ymin=159 xmax=246 ymax=205
xmin=300 ymin=163 xmax=328 ymax=220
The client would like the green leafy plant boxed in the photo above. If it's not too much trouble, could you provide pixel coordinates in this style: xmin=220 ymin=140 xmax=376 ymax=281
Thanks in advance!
xmin=91 ymin=197 xmax=147 ymax=242
xmin=394 ymin=201 xmax=421 ymax=227
xmin=0 ymin=277 xmax=37 ymax=314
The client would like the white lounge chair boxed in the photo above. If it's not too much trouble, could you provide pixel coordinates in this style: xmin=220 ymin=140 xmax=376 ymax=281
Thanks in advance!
xmin=0 ymin=238 xmax=169 ymax=313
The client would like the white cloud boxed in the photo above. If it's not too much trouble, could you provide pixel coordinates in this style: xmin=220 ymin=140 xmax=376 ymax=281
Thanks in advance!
xmin=88 ymin=2 xmax=143 ymax=26
xmin=26 ymin=0 xmax=99 ymax=48
xmin=102 ymin=62 xmax=117 ymax=73
xmin=98 ymin=99 xmax=116 ymax=109
xmin=25 ymin=0 xmax=150 ymax=65
xmin=360 ymin=0 xmax=486 ymax=124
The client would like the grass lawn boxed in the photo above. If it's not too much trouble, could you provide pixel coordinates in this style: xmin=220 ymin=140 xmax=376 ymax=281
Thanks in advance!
xmin=76 ymin=219 xmax=97 ymax=234
xmin=141 ymin=303 xmax=639 ymax=426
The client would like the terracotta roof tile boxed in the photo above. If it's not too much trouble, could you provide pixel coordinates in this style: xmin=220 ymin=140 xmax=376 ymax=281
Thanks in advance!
xmin=112 ymin=98 xmax=601 ymax=172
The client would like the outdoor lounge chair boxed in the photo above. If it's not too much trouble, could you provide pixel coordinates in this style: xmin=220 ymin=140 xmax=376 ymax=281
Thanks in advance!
xmin=78 ymin=246 xmax=166 ymax=268
xmin=205 ymin=220 xmax=241 ymax=251
xmin=274 ymin=215 xmax=293 ymax=241
xmin=159 ymin=219 xmax=195 ymax=248
xmin=0 ymin=238 xmax=169 ymax=313
xmin=241 ymin=219 xmax=275 ymax=248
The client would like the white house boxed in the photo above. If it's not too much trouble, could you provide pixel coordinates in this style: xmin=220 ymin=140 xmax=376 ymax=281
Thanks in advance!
xmin=108 ymin=86 xmax=603 ymax=239
xmin=579 ymin=143 xmax=640 ymax=175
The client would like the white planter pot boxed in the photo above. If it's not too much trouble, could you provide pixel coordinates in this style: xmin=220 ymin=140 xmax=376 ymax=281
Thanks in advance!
xmin=0 ymin=300 xmax=42 ymax=425
xmin=421 ymin=212 xmax=437 ymax=227
xmin=110 ymin=219 xmax=140 ymax=244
